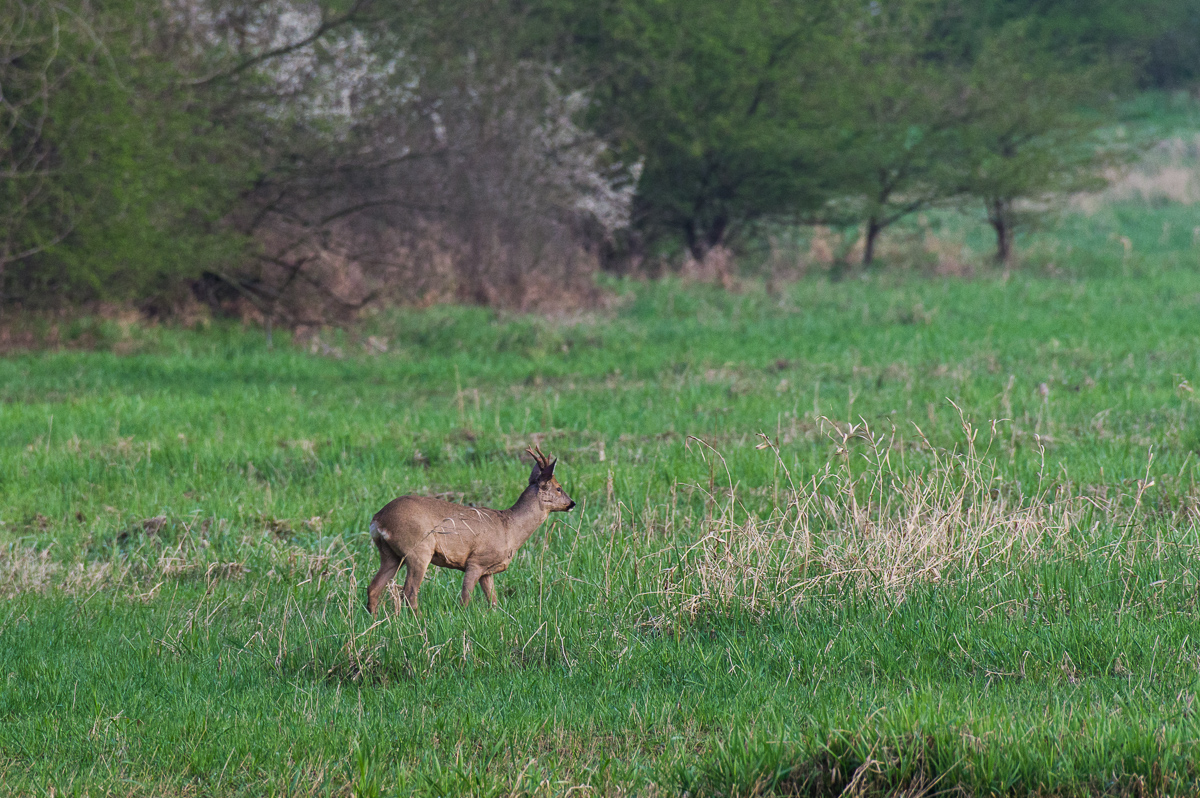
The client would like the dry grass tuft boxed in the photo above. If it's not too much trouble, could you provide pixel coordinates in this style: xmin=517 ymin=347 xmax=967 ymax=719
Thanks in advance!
xmin=656 ymin=411 xmax=1142 ymax=621
xmin=0 ymin=518 xmax=360 ymax=602
xmin=0 ymin=546 xmax=123 ymax=599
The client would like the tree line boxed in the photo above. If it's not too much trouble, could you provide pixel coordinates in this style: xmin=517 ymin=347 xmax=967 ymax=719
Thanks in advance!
xmin=0 ymin=0 xmax=1192 ymax=316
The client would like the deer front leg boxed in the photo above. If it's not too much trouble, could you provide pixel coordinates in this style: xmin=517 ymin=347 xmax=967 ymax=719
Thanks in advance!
xmin=479 ymin=573 xmax=497 ymax=607
xmin=460 ymin=564 xmax=485 ymax=607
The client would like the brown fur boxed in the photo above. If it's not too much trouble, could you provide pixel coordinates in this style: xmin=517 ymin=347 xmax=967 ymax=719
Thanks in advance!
xmin=366 ymin=447 xmax=574 ymax=612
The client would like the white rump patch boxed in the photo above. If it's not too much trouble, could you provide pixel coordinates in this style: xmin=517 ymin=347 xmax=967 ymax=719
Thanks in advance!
xmin=369 ymin=519 xmax=390 ymax=541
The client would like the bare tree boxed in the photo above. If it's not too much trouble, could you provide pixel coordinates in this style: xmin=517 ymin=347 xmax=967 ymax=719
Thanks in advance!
xmin=165 ymin=0 xmax=635 ymax=323
xmin=187 ymin=2 xmax=632 ymax=320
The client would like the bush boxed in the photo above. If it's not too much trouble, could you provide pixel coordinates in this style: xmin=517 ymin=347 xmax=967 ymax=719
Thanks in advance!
xmin=0 ymin=0 xmax=250 ymax=307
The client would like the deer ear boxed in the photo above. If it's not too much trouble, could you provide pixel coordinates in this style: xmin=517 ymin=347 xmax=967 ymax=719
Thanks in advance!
xmin=539 ymin=458 xmax=556 ymax=481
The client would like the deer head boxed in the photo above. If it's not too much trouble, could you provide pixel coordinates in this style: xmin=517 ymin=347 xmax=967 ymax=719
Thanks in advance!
xmin=527 ymin=445 xmax=575 ymax=512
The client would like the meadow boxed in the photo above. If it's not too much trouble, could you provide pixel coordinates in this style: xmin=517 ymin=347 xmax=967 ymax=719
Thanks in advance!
xmin=4 ymin=189 xmax=1200 ymax=796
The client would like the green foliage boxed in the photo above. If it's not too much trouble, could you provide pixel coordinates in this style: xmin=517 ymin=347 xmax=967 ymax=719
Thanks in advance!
xmin=958 ymin=0 xmax=1200 ymax=88
xmin=1 ymin=0 xmax=1186 ymax=305
xmin=560 ymin=0 xmax=836 ymax=259
xmin=954 ymin=23 xmax=1131 ymax=262
xmin=0 ymin=1 xmax=250 ymax=305
xmin=816 ymin=0 xmax=972 ymax=265
xmin=549 ymin=0 xmax=1139 ymax=267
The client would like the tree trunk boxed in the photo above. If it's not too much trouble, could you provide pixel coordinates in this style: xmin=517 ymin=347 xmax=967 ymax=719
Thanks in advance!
xmin=862 ymin=217 xmax=882 ymax=266
xmin=684 ymin=215 xmax=728 ymax=262
xmin=683 ymin=220 xmax=703 ymax=261
xmin=705 ymin=214 xmax=728 ymax=254
xmin=988 ymin=198 xmax=1014 ymax=264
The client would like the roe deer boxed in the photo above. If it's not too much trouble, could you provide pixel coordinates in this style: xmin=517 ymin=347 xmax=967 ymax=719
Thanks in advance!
xmin=366 ymin=446 xmax=574 ymax=612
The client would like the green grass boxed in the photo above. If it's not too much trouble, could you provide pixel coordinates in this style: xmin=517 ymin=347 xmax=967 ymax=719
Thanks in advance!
xmin=4 ymin=198 xmax=1200 ymax=795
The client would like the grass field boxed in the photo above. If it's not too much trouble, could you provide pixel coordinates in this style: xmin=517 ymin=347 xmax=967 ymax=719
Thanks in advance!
xmin=4 ymin=185 xmax=1200 ymax=794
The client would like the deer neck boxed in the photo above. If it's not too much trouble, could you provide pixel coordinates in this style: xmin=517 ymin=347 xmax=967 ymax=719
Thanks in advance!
xmin=505 ymin=484 xmax=548 ymax=548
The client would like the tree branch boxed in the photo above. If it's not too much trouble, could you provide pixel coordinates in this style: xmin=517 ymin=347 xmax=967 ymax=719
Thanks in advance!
xmin=186 ymin=0 xmax=372 ymax=88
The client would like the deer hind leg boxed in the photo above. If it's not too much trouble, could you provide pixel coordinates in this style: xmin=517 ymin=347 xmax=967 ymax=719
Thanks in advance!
xmin=366 ymin=538 xmax=403 ymax=615
xmin=460 ymin=564 xmax=485 ymax=607
xmin=400 ymin=556 xmax=429 ymax=612
xmin=479 ymin=573 xmax=497 ymax=607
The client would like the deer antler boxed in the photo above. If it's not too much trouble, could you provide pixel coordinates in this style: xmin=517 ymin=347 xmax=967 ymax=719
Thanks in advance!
xmin=526 ymin=446 xmax=549 ymax=467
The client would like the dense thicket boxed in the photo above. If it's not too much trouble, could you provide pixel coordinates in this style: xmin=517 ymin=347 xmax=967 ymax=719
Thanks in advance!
xmin=953 ymin=0 xmax=1200 ymax=88
xmin=0 ymin=1 xmax=248 ymax=306
xmin=0 ymin=0 xmax=1187 ymax=313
